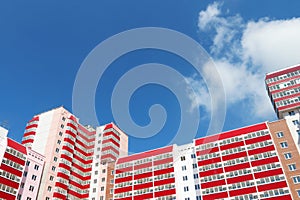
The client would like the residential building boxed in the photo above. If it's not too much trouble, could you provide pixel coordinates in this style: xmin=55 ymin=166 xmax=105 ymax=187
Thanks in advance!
xmin=21 ymin=106 xmax=128 ymax=200
xmin=0 ymin=126 xmax=44 ymax=200
xmin=265 ymin=64 xmax=300 ymax=152
xmin=114 ymin=120 xmax=300 ymax=200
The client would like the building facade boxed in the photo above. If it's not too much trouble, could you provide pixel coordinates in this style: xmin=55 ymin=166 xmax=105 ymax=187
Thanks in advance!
xmin=114 ymin=121 xmax=300 ymax=200
xmin=0 ymin=126 xmax=44 ymax=200
xmin=266 ymin=64 xmax=300 ymax=152
xmin=21 ymin=106 xmax=128 ymax=200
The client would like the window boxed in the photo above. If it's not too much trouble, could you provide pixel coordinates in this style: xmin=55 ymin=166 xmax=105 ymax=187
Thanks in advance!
xmin=111 ymin=170 xmax=114 ymax=175
xmin=93 ymin=188 xmax=96 ymax=193
xmin=280 ymin=142 xmax=288 ymax=148
xmin=101 ymin=186 xmax=104 ymax=191
xmin=110 ymin=179 xmax=114 ymax=184
xmin=195 ymin=184 xmax=200 ymax=190
xmin=23 ymin=171 xmax=28 ymax=177
xmin=95 ymin=171 xmax=98 ymax=175
xmin=59 ymin=132 xmax=63 ymax=136
xmin=55 ymin=148 xmax=59 ymax=153
xmin=29 ymin=185 xmax=34 ymax=191
xmin=297 ymin=130 xmax=300 ymax=135
xmin=52 ymin=166 xmax=56 ymax=171
xmin=54 ymin=157 xmax=58 ymax=162
xmin=181 ymin=156 xmax=186 ymax=161
xmin=50 ymin=176 xmax=54 ymax=181
xmin=196 ymin=196 xmax=202 ymax=200
xmin=293 ymin=176 xmax=300 ymax=184
xmin=100 ymin=197 xmax=104 ymax=200
xmin=110 ymin=189 xmax=113 ymax=194
xmin=94 ymin=179 xmax=97 ymax=184
xmin=194 ymin=174 xmax=199 ymax=179
xmin=60 ymin=124 xmax=64 ymax=128
xmin=276 ymin=132 xmax=284 ymax=138
xmin=193 ymin=163 xmax=197 ymax=169
xmin=26 ymin=198 xmax=32 ymax=200
xmin=102 ymin=169 xmax=106 ymax=173
xmin=288 ymin=164 xmax=296 ymax=171
xmin=47 ymin=186 xmax=52 ymax=191
xmin=289 ymin=111 xmax=295 ymax=116
xmin=32 ymin=175 xmax=37 ymax=181
xmin=62 ymin=117 xmax=66 ymax=121
xmin=102 ymin=178 xmax=105 ymax=182
xmin=185 ymin=198 xmax=190 ymax=200
xmin=57 ymin=140 xmax=61 ymax=145
xmin=284 ymin=152 xmax=292 ymax=159
xmin=182 ymin=166 xmax=187 ymax=171
xmin=297 ymin=190 xmax=300 ymax=197
xmin=293 ymin=120 xmax=299 ymax=125
xmin=183 ymin=176 xmax=188 ymax=181
xmin=20 ymin=182 xmax=24 ymax=188
xmin=184 ymin=186 xmax=189 ymax=192
xmin=34 ymin=164 xmax=39 ymax=170
xmin=26 ymin=161 xmax=30 ymax=166
xmin=46 ymin=197 xmax=50 ymax=200
xmin=191 ymin=154 xmax=196 ymax=158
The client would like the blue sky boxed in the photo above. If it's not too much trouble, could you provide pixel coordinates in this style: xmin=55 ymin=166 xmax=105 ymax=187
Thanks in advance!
xmin=1 ymin=1 xmax=300 ymax=154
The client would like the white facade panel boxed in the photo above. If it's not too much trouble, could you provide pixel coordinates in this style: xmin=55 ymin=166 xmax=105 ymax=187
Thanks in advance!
xmin=32 ymin=110 xmax=54 ymax=155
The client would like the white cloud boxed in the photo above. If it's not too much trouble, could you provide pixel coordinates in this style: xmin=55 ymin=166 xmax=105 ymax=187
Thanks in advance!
xmin=189 ymin=2 xmax=300 ymax=121
xmin=198 ymin=2 xmax=221 ymax=30
xmin=198 ymin=2 xmax=243 ymax=58
xmin=185 ymin=76 xmax=211 ymax=112
xmin=242 ymin=18 xmax=300 ymax=72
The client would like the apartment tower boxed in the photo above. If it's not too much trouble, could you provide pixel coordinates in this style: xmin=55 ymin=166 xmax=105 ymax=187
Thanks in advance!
xmin=21 ymin=107 xmax=128 ymax=200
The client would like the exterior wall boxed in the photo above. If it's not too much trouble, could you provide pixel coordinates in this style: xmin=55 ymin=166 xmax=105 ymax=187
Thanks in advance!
xmin=114 ymin=145 xmax=176 ymax=200
xmin=0 ymin=127 xmax=44 ymax=200
xmin=268 ymin=120 xmax=300 ymax=200
xmin=21 ymin=107 xmax=128 ymax=200
xmin=265 ymin=64 xmax=300 ymax=156
xmin=21 ymin=107 xmax=95 ymax=200
xmin=113 ymin=124 xmax=128 ymax=158
xmin=89 ymin=126 xmax=105 ymax=200
xmin=105 ymin=162 xmax=115 ymax=200
xmin=18 ymin=149 xmax=44 ymax=200
xmin=64 ymin=123 xmax=95 ymax=200
xmin=112 ymin=121 xmax=300 ymax=200
xmin=0 ymin=127 xmax=8 ymax=168
xmin=0 ymin=138 xmax=27 ymax=200
xmin=281 ymin=111 xmax=300 ymax=152
xmin=195 ymin=122 xmax=292 ymax=200
xmin=2 ymin=104 xmax=300 ymax=199
xmin=22 ymin=116 xmax=39 ymax=149
xmin=173 ymin=143 xmax=200 ymax=199
xmin=89 ymin=123 xmax=128 ymax=200
xmin=265 ymin=64 xmax=300 ymax=118
xmin=32 ymin=107 xmax=71 ymax=200
xmin=100 ymin=123 xmax=128 ymax=163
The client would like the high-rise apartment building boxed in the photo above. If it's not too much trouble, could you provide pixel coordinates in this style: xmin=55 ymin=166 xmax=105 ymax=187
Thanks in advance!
xmin=265 ymin=64 xmax=300 ymax=118
xmin=113 ymin=121 xmax=300 ymax=200
xmin=21 ymin=107 xmax=128 ymax=200
xmin=0 ymin=126 xmax=44 ymax=200
xmin=266 ymin=64 xmax=300 ymax=152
